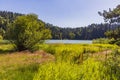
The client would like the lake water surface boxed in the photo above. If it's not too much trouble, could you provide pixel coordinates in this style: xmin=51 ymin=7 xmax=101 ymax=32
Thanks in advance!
xmin=45 ymin=40 xmax=92 ymax=44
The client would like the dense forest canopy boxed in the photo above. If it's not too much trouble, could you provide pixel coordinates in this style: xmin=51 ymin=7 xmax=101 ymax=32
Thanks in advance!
xmin=46 ymin=23 xmax=119 ymax=40
xmin=0 ymin=11 xmax=119 ymax=40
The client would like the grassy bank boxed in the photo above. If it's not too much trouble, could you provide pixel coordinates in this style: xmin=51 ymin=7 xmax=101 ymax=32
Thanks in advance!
xmin=0 ymin=43 xmax=54 ymax=80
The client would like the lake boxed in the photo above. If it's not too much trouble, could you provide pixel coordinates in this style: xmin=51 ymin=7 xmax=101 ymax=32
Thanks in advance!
xmin=45 ymin=40 xmax=92 ymax=44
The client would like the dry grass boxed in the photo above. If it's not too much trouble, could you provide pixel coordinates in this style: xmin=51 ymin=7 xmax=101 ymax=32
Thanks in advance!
xmin=90 ymin=50 xmax=112 ymax=61
xmin=0 ymin=50 xmax=55 ymax=74
xmin=0 ymin=43 xmax=55 ymax=79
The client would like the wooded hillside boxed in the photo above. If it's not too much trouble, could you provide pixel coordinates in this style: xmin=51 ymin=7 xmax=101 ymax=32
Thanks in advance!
xmin=0 ymin=11 xmax=119 ymax=40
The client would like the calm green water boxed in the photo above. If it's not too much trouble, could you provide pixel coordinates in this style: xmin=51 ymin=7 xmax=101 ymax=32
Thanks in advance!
xmin=45 ymin=40 xmax=92 ymax=44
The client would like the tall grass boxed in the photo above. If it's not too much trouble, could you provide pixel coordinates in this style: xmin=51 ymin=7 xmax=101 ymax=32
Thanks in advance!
xmin=34 ymin=58 xmax=119 ymax=80
xmin=0 ymin=42 xmax=119 ymax=80
xmin=0 ymin=63 xmax=39 ymax=80
xmin=37 ymin=44 xmax=118 ymax=63
xmin=0 ymin=52 xmax=41 ymax=80
xmin=34 ymin=43 xmax=120 ymax=80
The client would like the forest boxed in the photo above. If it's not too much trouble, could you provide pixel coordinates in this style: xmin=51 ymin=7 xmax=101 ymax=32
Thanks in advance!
xmin=0 ymin=11 xmax=119 ymax=40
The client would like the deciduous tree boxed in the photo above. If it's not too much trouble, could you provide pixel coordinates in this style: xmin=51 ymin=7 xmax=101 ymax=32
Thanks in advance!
xmin=6 ymin=14 xmax=51 ymax=51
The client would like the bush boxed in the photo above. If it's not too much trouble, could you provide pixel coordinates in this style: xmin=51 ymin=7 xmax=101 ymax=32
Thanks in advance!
xmin=93 ymin=38 xmax=112 ymax=44
xmin=6 ymin=14 xmax=51 ymax=51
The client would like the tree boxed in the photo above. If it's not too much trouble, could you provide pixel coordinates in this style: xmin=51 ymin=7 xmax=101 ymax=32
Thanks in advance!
xmin=98 ymin=5 xmax=120 ymax=23
xmin=69 ymin=32 xmax=75 ymax=39
xmin=99 ymin=5 xmax=120 ymax=40
xmin=6 ymin=14 xmax=51 ymax=51
xmin=0 ymin=16 xmax=6 ymax=38
xmin=0 ymin=28 xmax=5 ymax=38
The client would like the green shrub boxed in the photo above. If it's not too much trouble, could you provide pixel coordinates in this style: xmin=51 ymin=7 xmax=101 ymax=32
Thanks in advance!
xmin=114 ymin=40 xmax=120 ymax=46
xmin=6 ymin=14 xmax=51 ymax=51
xmin=93 ymin=38 xmax=113 ymax=44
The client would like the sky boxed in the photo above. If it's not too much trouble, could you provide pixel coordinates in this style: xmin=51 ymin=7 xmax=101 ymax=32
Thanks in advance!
xmin=0 ymin=0 xmax=120 ymax=28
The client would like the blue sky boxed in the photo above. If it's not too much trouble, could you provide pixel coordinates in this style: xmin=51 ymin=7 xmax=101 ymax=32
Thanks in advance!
xmin=0 ymin=0 xmax=120 ymax=27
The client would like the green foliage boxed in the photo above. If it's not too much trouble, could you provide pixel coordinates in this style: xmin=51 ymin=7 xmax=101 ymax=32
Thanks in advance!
xmin=104 ymin=28 xmax=120 ymax=40
xmin=99 ymin=5 xmax=120 ymax=41
xmin=114 ymin=40 xmax=120 ymax=46
xmin=0 ymin=35 xmax=3 ymax=40
xmin=104 ymin=48 xmax=120 ymax=80
xmin=0 ymin=16 xmax=6 ymax=38
xmin=93 ymin=38 xmax=114 ymax=44
xmin=0 ymin=11 xmax=119 ymax=40
xmin=6 ymin=14 xmax=51 ymax=51
xmin=99 ymin=5 xmax=120 ymax=23
xmin=0 ymin=43 xmax=15 ymax=54
xmin=69 ymin=32 xmax=75 ymax=39
xmin=46 ymin=23 xmax=115 ymax=40
xmin=105 ymin=30 xmax=114 ymax=39
xmin=0 ymin=28 xmax=5 ymax=38
xmin=94 ymin=38 xmax=120 ymax=46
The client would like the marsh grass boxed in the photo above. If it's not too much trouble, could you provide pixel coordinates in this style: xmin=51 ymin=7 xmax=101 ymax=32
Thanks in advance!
xmin=34 ymin=58 xmax=119 ymax=80
xmin=0 ymin=42 xmax=119 ymax=80
xmin=38 ymin=44 xmax=118 ymax=63
xmin=0 ymin=43 xmax=54 ymax=80
xmin=0 ymin=52 xmax=42 ymax=80
xmin=0 ymin=63 xmax=39 ymax=80
xmin=34 ymin=43 xmax=120 ymax=80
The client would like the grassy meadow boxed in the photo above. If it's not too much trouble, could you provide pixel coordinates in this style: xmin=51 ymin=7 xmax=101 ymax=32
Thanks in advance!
xmin=0 ymin=40 xmax=120 ymax=80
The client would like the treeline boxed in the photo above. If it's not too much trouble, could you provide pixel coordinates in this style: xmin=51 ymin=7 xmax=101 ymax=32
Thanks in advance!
xmin=0 ymin=11 xmax=119 ymax=40
xmin=0 ymin=11 xmax=23 ymax=21
xmin=46 ymin=23 xmax=119 ymax=40
xmin=0 ymin=11 xmax=23 ymax=31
